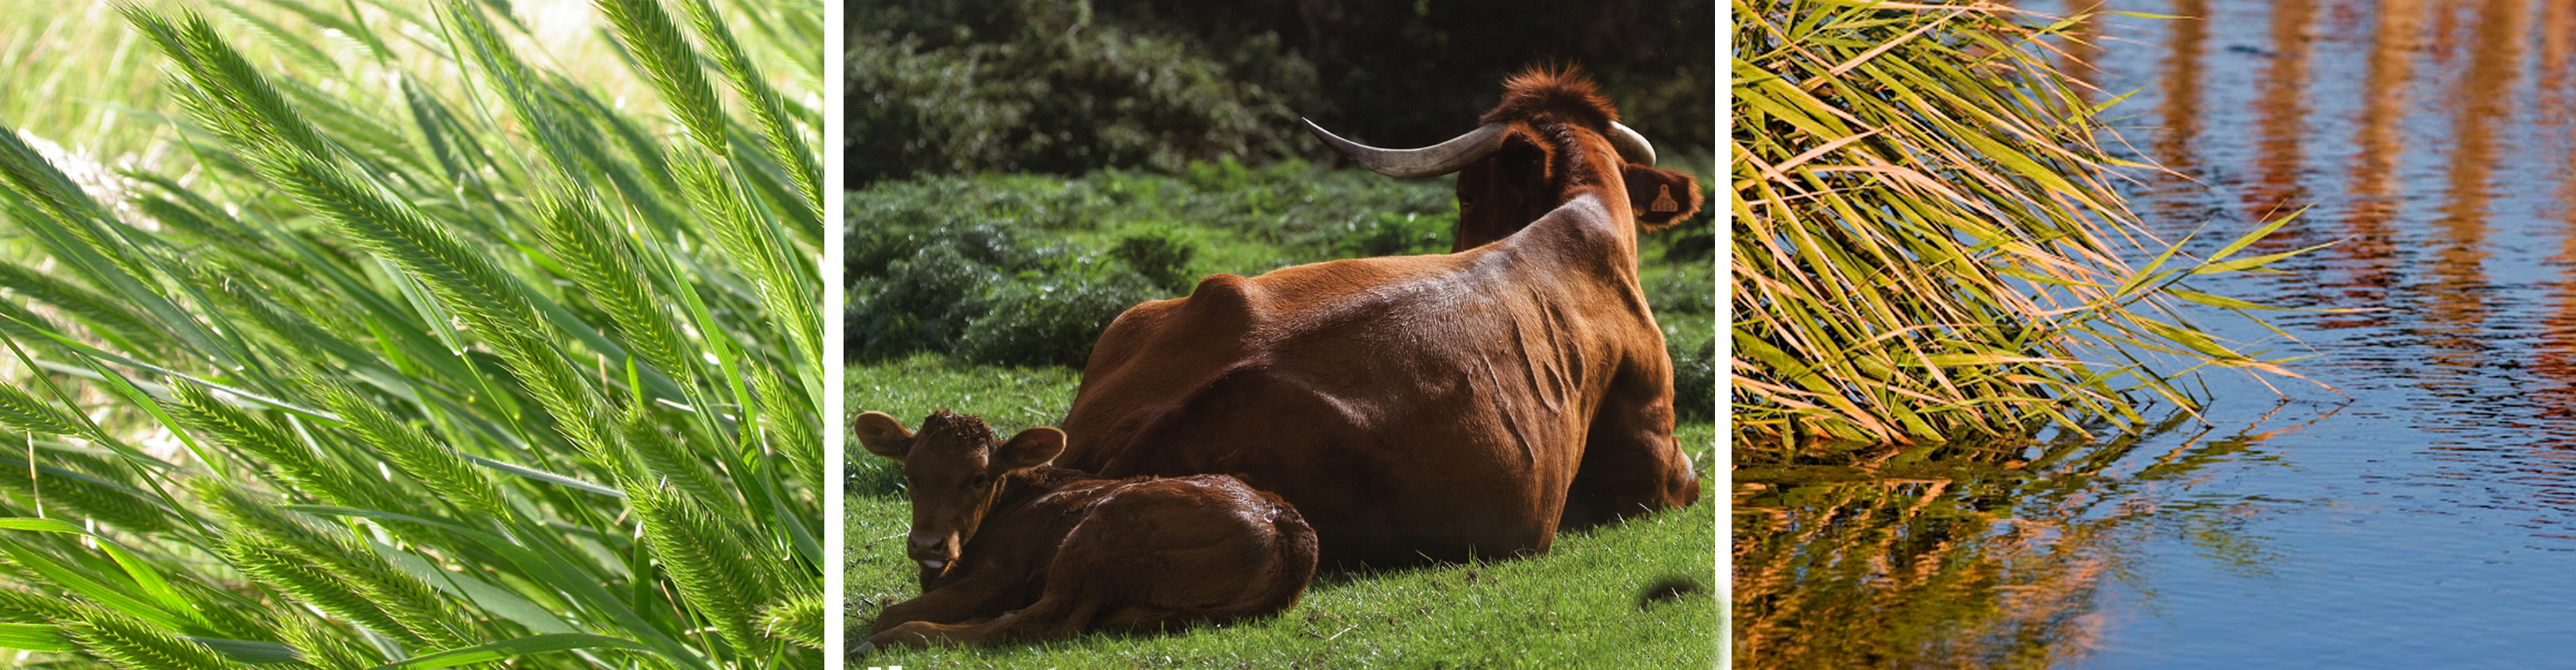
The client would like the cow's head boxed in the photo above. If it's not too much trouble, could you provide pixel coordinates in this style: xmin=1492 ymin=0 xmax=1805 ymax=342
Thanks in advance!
xmin=1306 ymin=67 xmax=1705 ymax=252
xmin=854 ymin=410 xmax=1065 ymax=589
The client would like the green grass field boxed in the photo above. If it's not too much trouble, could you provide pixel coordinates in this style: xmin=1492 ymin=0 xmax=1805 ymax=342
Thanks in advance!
xmin=846 ymin=161 xmax=1719 ymax=667
xmin=0 ymin=2 xmax=825 ymax=667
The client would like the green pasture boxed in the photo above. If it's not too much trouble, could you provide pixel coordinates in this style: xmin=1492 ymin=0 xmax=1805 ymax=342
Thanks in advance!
xmin=845 ymin=161 xmax=1720 ymax=667
xmin=845 ymin=359 xmax=1719 ymax=668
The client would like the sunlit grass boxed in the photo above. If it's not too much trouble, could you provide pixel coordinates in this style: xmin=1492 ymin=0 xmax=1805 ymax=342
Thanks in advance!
xmin=845 ymin=361 xmax=1718 ymax=667
xmin=0 ymin=1 xmax=822 ymax=667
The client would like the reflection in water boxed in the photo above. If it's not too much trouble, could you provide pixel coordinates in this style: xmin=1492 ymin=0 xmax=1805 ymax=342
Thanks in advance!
xmin=2245 ymin=0 xmax=2313 ymax=229
xmin=2146 ymin=0 xmax=2209 ymax=229
xmin=2416 ymin=0 xmax=2524 ymax=362
xmin=1733 ymin=414 xmax=2305 ymax=668
xmin=2326 ymin=0 xmax=2421 ymax=322
xmin=1739 ymin=0 xmax=2576 ymax=666
xmin=2534 ymin=1 xmax=2576 ymax=515
xmin=2061 ymin=1 xmax=2108 ymax=100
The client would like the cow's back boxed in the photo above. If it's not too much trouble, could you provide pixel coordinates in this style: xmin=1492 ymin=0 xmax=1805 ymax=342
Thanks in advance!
xmin=1058 ymin=227 xmax=1648 ymax=565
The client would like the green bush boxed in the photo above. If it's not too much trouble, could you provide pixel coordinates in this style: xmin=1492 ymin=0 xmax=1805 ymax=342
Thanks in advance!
xmin=1648 ymin=261 xmax=1715 ymax=316
xmin=1111 ymin=229 xmax=1197 ymax=292
xmin=1332 ymin=210 xmax=1454 ymax=257
xmin=1671 ymin=335 xmax=1717 ymax=420
xmin=960 ymin=269 xmax=1158 ymax=366
xmin=850 ymin=216 xmax=1159 ymax=366
xmin=848 ymin=0 xmax=1318 ymax=182
xmin=848 ymin=0 xmax=1712 ymax=180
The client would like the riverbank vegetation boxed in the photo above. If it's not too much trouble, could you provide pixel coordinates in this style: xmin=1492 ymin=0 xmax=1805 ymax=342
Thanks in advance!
xmin=0 ymin=2 xmax=823 ymax=668
xmin=1732 ymin=0 xmax=2313 ymax=449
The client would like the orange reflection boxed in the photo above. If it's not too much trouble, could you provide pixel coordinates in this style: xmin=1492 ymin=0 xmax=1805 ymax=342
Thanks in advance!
xmin=2324 ymin=0 xmax=2426 ymax=325
xmin=2062 ymin=0 xmax=2110 ymax=101
xmin=2151 ymin=0 xmax=2210 ymax=228
xmin=2534 ymin=0 xmax=2576 ymax=426
xmin=2245 ymin=0 xmax=2316 ymax=233
xmin=2418 ymin=0 xmax=2526 ymax=360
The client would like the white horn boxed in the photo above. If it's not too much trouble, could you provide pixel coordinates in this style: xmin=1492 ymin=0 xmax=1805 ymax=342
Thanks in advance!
xmin=1302 ymin=119 xmax=1508 ymax=178
xmin=1608 ymin=121 xmax=1657 ymax=166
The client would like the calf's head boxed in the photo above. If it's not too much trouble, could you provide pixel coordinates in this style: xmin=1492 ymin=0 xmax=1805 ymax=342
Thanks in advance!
xmin=854 ymin=410 xmax=1065 ymax=588
xmin=1304 ymin=66 xmax=1705 ymax=252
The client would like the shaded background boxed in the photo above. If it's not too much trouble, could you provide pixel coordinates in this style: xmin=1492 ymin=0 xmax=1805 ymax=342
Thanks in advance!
xmin=847 ymin=0 xmax=1714 ymax=182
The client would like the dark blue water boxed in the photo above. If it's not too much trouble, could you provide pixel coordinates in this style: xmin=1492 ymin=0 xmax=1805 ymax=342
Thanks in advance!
xmin=1736 ymin=1 xmax=2576 ymax=667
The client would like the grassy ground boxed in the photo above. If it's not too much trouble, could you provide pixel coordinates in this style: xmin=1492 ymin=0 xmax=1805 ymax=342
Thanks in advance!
xmin=845 ymin=362 xmax=1718 ymax=667
xmin=846 ymin=160 xmax=1719 ymax=666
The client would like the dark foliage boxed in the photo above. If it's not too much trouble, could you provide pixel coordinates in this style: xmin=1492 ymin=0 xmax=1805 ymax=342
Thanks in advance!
xmin=849 ymin=0 xmax=1319 ymax=183
xmin=1671 ymin=334 xmax=1715 ymax=420
xmin=1111 ymin=230 xmax=1196 ymax=293
xmin=1659 ymin=181 xmax=1718 ymax=262
xmin=849 ymin=0 xmax=1712 ymax=181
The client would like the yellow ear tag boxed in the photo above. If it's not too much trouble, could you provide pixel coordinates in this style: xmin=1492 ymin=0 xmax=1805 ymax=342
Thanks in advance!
xmin=1650 ymin=184 xmax=1680 ymax=213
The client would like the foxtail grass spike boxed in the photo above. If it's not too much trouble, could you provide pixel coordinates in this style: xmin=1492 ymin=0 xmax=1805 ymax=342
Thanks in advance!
xmin=216 ymin=533 xmax=425 ymax=650
xmin=64 ymin=606 xmax=243 ymax=670
xmin=0 ymin=454 xmax=169 ymax=532
xmin=276 ymin=612 xmax=384 ymax=669
xmin=678 ymin=0 xmax=822 ymax=215
xmin=167 ymin=382 xmax=380 ymax=510
xmin=0 ymin=381 xmax=86 ymax=436
xmin=630 ymin=484 xmax=777 ymax=655
xmin=597 ymin=0 xmax=728 ymax=156
xmin=759 ymin=595 xmax=823 ymax=651
xmin=305 ymin=374 xmax=514 ymax=522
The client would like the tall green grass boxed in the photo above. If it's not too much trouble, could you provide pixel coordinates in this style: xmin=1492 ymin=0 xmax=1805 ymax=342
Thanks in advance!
xmin=1732 ymin=1 xmax=2312 ymax=448
xmin=0 ymin=2 xmax=821 ymax=668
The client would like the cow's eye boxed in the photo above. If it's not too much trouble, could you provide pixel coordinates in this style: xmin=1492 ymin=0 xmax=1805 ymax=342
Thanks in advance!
xmin=970 ymin=475 xmax=990 ymax=489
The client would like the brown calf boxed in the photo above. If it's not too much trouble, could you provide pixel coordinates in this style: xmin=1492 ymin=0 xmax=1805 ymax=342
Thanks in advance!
xmin=853 ymin=410 xmax=1318 ymax=648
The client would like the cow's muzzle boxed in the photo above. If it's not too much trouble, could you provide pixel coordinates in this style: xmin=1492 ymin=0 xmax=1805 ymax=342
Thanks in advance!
xmin=906 ymin=531 xmax=960 ymax=570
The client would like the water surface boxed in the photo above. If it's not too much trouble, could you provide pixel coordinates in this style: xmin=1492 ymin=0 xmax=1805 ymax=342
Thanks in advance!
xmin=1736 ymin=1 xmax=2576 ymax=667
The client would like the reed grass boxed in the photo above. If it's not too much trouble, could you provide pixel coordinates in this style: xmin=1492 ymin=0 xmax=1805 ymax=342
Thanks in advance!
xmin=1733 ymin=1 xmax=2313 ymax=448
xmin=0 ymin=1 xmax=821 ymax=668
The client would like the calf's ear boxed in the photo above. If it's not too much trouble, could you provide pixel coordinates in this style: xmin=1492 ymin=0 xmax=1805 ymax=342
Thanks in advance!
xmin=854 ymin=412 xmax=913 ymax=463
xmin=993 ymin=427 xmax=1066 ymax=471
xmin=1621 ymin=165 xmax=1704 ymax=232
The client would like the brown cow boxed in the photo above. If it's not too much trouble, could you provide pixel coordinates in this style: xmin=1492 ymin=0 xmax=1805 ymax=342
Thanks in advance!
xmin=1055 ymin=67 xmax=1705 ymax=567
xmin=853 ymin=410 xmax=1318 ymax=649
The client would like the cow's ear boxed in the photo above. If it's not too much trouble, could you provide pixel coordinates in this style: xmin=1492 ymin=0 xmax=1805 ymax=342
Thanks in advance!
xmin=1622 ymin=165 xmax=1704 ymax=232
xmin=854 ymin=412 xmax=913 ymax=463
xmin=993 ymin=427 xmax=1066 ymax=471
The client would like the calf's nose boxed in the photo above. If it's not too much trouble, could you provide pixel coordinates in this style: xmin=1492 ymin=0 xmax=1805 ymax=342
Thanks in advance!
xmin=905 ymin=532 xmax=957 ymax=569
